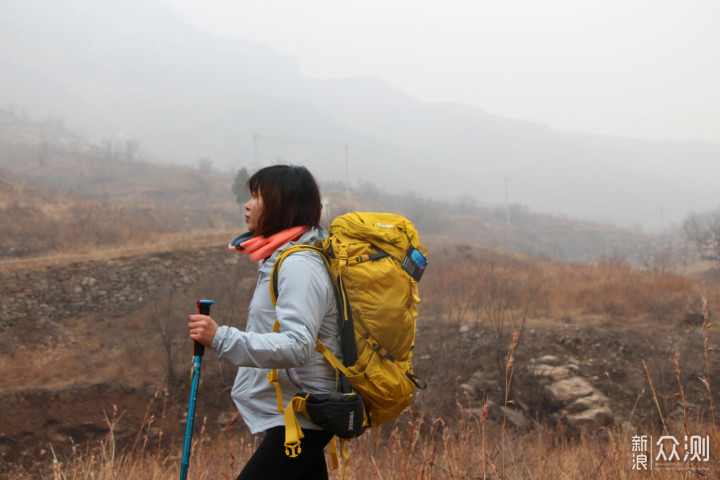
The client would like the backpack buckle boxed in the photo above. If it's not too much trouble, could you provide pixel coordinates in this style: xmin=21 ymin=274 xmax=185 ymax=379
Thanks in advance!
xmin=285 ymin=441 xmax=302 ymax=458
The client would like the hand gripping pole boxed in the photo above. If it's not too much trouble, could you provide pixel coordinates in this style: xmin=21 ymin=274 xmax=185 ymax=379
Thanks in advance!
xmin=179 ymin=299 xmax=214 ymax=480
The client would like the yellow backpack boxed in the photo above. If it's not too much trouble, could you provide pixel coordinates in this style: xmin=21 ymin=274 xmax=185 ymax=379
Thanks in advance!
xmin=268 ymin=212 xmax=428 ymax=462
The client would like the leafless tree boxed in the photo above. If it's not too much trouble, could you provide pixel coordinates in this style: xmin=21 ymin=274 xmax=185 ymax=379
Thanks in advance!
xmin=683 ymin=213 xmax=720 ymax=265
xmin=151 ymin=288 xmax=187 ymax=390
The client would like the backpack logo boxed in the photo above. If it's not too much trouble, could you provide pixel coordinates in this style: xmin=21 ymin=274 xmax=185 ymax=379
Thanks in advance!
xmin=347 ymin=410 xmax=355 ymax=432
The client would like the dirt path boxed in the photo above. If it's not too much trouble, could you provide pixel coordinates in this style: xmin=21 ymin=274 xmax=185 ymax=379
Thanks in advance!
xmin=0 ymin=230 xmax=236 ymax=272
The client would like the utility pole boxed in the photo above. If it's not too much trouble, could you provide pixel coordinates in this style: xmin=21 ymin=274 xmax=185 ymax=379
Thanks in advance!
xmin=504 ymin=177 xmax=511 ymax=226
xmin=344 ymin=144 xmax=349 ymax=200
xmin=604 ymin=228 xmax=611 ymax=261
xmin=253 ymin=134 xmax=261 ymax=169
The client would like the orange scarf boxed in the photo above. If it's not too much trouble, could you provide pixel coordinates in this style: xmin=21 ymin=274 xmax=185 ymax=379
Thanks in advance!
xmin=234 ymin=226 xmax=309 ymax=262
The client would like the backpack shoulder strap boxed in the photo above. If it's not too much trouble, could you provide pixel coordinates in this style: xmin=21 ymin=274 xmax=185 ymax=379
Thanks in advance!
xmin=266 ymin=244 xmax=332 ymax=414
xmin=269 ymin=243 xmax=357 ymax=388
xmin=270 ymin=244 xmax=331 ymax=306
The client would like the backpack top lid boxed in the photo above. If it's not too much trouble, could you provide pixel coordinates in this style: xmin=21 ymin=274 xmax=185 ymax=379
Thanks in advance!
xmin=328 ymin=212 xmax=425 ymax=262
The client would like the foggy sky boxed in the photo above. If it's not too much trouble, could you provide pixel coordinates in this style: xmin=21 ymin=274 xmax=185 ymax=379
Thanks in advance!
xmin=2 ymin=0 xmax=719 ymax=232
xmin=161 ymin=0 xmax=720 ymax=144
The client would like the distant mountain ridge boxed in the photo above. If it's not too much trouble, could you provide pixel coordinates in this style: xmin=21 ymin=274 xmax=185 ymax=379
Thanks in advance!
xmin=2 ymin=0 xmax=719 ymax=230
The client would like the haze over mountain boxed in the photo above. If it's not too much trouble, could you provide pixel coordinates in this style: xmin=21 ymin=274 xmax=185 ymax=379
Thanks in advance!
xmin=2 ymin=0 xmax=719 ymax=231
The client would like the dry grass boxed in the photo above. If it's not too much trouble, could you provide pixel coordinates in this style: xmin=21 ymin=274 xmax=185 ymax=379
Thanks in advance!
xmin=9 ymin=301 xmax=720 ymax=479
xmin=421 ymin=244 xmax=720 ymax=327
xmin=541 ymin=262 xmax=701 ymax=319
xmin=12 ymin=377 xmax=719 ymax=479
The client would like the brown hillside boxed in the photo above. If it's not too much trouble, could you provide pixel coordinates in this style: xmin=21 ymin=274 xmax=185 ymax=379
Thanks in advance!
xmin=2 ymin=110 xmax=720 ymax=477
xmin=2 ymin=238 xmax=720 ymax=475
xmin=0 ymin=108 xmax=675 ymax=264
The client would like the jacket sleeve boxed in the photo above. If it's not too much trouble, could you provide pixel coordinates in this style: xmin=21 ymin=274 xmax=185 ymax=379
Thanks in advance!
xmin=211 ymin=253 xmax=331 ymax=369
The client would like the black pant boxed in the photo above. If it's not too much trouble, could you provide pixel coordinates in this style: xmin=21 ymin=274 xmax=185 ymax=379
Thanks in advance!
xmin=236 ymin=426 xmax=333 ymax=480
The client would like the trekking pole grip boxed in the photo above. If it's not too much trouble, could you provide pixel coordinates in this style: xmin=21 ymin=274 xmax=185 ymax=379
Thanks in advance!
xmin=195 ymin=299 xmax=215 ymax=357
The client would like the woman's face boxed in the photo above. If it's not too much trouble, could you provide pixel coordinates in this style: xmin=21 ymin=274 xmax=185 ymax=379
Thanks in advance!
xmin=245 ymin=192 xmax=264 ymax=232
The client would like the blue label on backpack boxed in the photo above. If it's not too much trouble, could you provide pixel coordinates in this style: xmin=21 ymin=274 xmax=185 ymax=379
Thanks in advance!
xmin=401 ymin=245 xmax=427 ymax=282
xmin=410 ymin=248 xmax=427 ymax=269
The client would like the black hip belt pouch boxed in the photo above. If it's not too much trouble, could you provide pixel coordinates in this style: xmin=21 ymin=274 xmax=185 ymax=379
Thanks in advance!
xmin=301 ymin=392 xmax=365 ymax=439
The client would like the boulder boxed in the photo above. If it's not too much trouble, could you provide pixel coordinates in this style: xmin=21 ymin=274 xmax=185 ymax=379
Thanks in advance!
xmin=564 ymin=391 xmax=610 ymax=413
xmin=564 ymin=406 xmax=613 ymax=429
xmin=531 ymin=364 xmax=574 ymax=382
xmin=460 ymin=355 xmax=614 ymax=433
xmin=544 ymin=376 xmax=595 ymax=407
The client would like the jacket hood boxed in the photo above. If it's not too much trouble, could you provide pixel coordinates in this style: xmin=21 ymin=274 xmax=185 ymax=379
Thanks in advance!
xmin=258 ymin=226 xmax=329 ymax=274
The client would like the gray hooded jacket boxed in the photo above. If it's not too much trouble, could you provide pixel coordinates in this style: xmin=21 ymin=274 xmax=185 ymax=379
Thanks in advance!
xmin=211 ymin=227 xmax=342 ymax=434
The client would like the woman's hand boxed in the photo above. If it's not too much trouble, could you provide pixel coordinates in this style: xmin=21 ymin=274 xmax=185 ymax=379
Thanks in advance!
xmin=188 ymin=314 xmax=219 ymax=347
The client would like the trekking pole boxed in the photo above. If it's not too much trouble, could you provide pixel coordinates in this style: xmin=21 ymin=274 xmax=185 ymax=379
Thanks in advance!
xmin=180 ymin=299 xmax=214 ymax=480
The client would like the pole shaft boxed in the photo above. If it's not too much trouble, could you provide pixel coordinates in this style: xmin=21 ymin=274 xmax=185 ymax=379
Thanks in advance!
xmin=179 ymin=299 xmax=214 ymax=480
xmin=180 ymin=357 xmax=202 ymax=479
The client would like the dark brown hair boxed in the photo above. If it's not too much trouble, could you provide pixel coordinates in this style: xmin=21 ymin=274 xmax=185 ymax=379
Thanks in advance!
xmin=247 ymin=165 xmax=322 ymax=237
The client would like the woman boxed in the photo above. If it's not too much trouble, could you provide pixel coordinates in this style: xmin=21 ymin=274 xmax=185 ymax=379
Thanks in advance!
xmin=188 ymin=165 xmax=341 ymax=479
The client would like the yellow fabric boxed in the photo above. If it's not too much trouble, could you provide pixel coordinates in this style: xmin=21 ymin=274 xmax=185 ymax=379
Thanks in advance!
xmin=267 ymin=370 xmax=283 ymax=413
xmin=283 ymin=395 xmax=308 ymax=457
xmin=315 ymin=340 xmax=350 ymax=376
xmin=340 ymin=439 xmax=350 ymax=479
xmin=267 ymin=319 xmax=284 ymax=413
xmin=328 ymin=436 xmax=351 ymax=475
xmin=328 ymin=437 xmax=339 ymax=470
